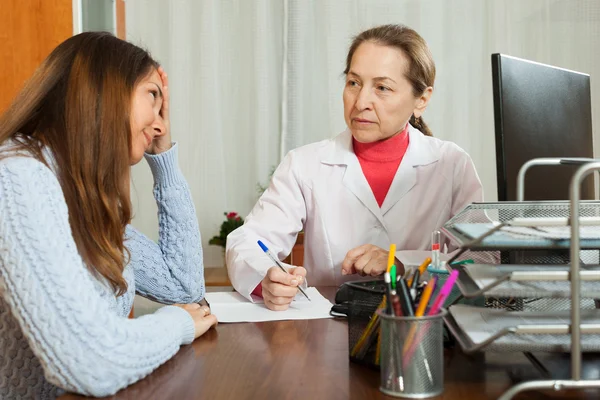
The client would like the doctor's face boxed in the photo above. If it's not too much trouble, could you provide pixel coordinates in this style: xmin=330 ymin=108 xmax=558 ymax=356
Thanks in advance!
xmin=343 ymin=41 xmax=428 ymax=143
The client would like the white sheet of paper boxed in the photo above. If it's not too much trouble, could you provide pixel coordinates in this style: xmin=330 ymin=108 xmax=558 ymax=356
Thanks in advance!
xmin=395 ymin=250 xmax=450 ymax=268
xmin=205 ymin=287 xmax=334 ymax=323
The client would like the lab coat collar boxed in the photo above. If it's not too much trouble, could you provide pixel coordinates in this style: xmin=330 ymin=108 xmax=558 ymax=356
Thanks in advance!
xmin=321 ymin=125 xmax=440 ymax=167
xmin=320 ymin=125 xmax=441 ymax=223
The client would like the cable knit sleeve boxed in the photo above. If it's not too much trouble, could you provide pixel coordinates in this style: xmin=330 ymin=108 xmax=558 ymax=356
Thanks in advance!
xmin=126 ymin=143 xmax=205 ymax=304
xmin=0 ymin=157 xmax=196 ymax=397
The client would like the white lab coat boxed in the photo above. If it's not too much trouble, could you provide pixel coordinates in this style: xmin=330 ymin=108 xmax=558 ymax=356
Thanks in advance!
xmin=226 ymin=125 xmax=483 ymax=300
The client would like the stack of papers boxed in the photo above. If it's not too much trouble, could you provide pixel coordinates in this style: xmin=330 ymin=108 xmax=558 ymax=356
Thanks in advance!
xmin=462 ymin=264 xmax=600 ymax=298
xmin=395 ymin=250 xmax=450 ymax=267
xmin=204 ymin=287 xmax=334 ymax=323
xmin=502 ymin=225 xmax=600 ymax=240
xmin=449 ymin=304 xmax=600 ymax=352
xmin=453 ymin=222 xmax=600 ymax=243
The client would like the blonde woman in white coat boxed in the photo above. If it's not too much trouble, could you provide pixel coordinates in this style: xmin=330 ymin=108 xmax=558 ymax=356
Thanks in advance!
xmin=226 ymin=24 xmax=483 ymax=311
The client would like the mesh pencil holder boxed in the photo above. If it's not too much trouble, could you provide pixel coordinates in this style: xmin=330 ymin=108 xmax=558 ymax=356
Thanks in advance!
xmin=346 ymin=280 xmax=386 ymax=370
xmin=377 ymin=308 xmax=447 ymax=398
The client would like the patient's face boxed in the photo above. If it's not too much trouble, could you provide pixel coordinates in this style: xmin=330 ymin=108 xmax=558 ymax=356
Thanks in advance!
xmin=129 ymin=69 xmax=165 ymax=164
xmin=343 ymin=41 xmax=421 ymax=143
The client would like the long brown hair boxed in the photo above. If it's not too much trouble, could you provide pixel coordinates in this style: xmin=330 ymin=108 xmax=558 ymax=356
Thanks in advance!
xmin=344 ymin=24 xmax=436 ymax=136
xmin=0 ymin=32 xmax=159 ymax=295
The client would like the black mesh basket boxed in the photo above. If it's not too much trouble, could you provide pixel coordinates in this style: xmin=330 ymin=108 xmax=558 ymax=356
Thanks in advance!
xmin=346 ymin=280 xmax=386 ymax=370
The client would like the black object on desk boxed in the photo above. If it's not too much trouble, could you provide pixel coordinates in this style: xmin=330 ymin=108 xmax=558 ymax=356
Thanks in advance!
xmin=330 ymin=283 xmax=350 ymax=317
xmin=343 ymin=280 xmax=386 ymax=370
xmin=331 ymin=280 xmax=384 ymax=317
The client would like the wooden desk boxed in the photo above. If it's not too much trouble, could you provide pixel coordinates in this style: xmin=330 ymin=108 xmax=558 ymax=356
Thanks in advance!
xmin=60 ymin=287 xmax=600 ymax=400
xmin=204 ymin=267 xmax=231 ymax=287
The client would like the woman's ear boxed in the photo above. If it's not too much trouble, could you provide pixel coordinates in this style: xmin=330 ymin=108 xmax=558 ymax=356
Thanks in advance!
xmin=413 ymin=86 xmax=433 ymax=118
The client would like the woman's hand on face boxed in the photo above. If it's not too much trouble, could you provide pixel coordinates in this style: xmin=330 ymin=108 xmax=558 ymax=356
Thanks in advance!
xmin=341 ymin=244 xmax=405 ymax=277
xmin=174 ymin=303 xmax=218 ymax=339
xmin=147 ymin=67 xmax=172 ymax=154
xmin=261 ymin=266 xmax=307 ymax=311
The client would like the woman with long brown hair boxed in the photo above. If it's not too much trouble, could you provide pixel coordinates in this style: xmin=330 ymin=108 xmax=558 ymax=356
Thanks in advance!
xmin=0 ymin=32 xmax=216 ymax=398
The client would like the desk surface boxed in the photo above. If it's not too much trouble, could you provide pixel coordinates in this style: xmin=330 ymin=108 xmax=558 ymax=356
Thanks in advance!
xmin=61 ymin=287 xmax=600 ymax=400
xmin=204 ymin=266 xmax=231 ymax=287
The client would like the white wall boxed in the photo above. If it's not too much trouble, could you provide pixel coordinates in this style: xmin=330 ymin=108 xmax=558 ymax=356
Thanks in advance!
xmin=126 ymin=0 xmax=600 ymax=267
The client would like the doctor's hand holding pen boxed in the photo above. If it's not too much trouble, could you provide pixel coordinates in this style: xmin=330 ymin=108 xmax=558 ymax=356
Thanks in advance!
xmin=261 ymin=265 xmax=307 ymax=311
xmin=341 ymin=244 xmax=405 ymax=277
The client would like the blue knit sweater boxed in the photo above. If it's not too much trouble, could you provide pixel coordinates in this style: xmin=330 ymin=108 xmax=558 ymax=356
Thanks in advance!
xmin=0 ymin=143 xmax=203 ymax=398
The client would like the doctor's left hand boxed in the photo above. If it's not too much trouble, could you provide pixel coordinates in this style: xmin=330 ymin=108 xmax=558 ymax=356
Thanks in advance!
xmin=341 ymin=244 xmax=405 ymax=277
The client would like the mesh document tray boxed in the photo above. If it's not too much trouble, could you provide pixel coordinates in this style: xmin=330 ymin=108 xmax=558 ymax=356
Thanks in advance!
xmin=441 ymin=201 xmax=600 ymax=251
xmin=445 ymin=304 xmax=600 ymax=353
xmin=436 ymin=250 xmax=600 ymax=312
xmin=448 ymin=263 xmax=600 ymax=299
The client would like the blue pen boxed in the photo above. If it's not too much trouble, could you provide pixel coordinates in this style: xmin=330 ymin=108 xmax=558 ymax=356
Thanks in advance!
xmin=257 ymin=240 xmax=311 ymax=301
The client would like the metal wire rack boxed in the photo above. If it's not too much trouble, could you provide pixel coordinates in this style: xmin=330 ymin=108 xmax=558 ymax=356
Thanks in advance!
xmin=441 ymin=158 xmax=600 ymax=399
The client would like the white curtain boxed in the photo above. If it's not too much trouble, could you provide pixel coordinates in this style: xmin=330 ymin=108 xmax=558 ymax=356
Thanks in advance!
xmin=283 ymin=0 xmax=600 ymax=201
xmin=126 ymin=0 xmax=600 ymax=267
xmin=127 ymin=0 xmax=284 ymax=267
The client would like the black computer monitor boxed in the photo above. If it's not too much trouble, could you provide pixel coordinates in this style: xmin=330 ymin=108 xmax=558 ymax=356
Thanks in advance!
xmin=491 ymin=54 xmax=595 ymax=265
xmin=492 ymin=53 xmax=595 ymax=202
